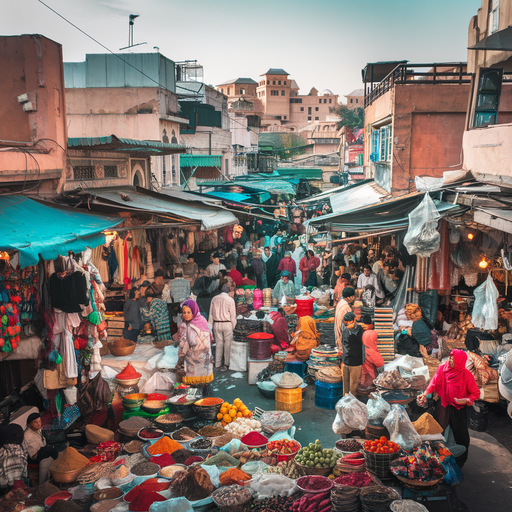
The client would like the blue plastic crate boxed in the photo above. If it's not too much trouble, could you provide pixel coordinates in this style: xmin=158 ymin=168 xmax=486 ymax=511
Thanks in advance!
xmin=314 ymin=394 xmax=339 ymax=410
xmin=285 ymin=361 xmax=307 ymax=379
xmin=314 ymin=380 xmax=344 ymax=399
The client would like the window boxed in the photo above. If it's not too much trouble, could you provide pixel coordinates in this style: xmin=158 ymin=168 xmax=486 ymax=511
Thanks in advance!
xmin=225 ymin=158 xmax=229 ymax=175
xmin=267 ymin=80 xmax=270 ymax=85
xmin=271 ymin=90 xmax=279 ymax=96
xmin=329 ymin=99 xmax=332 ymax=103
xmin=490 ymin=0 xmax=499 ymax=35
xmin=284 ymin=81 xmax=287 ymax=85
xmin=323 ymin=99 xmax=327 ymax=103
xmin=74 ymin=166 xmax=95 ymax=180
xmin=370 ymin=125 xmax=392 ymax=162
xmin=281 ymin=90 xmax=285 ymax=96
xmin=308 ymin=107 xmax=312 ymax=114
xmin=240 ymin=88 xmax=246 ymax=94
xmin=300 ymin=107 xmax=304 ymax=111
xmin=273 ymin=81 xmax=276 ymax=85
xmin=278 ymin=80 xmax=281 ymax=85
xmin=104 ymin=165 xmax=118 ymax=178
xmin=227 ymin=88 xmax=230 ymax=95
xmin=284 ymin=116 xmax=287 ymax=119
xmin=315 ymin=107 xmax=319 ymax=111
xmin=319 ymin=99 xmax=322 ymax=104
xmin=315 ymin=117 xmax=319 ymax=120
xmin=356 ymin=99 xmax=359 ymax=103
xmin=308 ymin=116 xmax=312 ymax=121
xmin=350 ymin=98 xmax=353 ymax=103
xmin=473 ymin=67 xmax=503 ymax=127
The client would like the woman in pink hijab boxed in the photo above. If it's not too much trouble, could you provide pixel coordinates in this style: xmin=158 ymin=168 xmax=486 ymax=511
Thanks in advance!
xmin=417 ymin=349 xmax=480 ymax=468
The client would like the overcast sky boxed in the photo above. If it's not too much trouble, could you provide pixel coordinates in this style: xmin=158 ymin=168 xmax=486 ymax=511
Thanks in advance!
xmin=4 ymin=0 xmax=482 ymax=100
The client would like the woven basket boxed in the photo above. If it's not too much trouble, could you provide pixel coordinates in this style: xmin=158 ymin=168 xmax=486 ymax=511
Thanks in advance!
xmin=109 ymin=338 xmax=136 ymax=356
xmin=362 ymin=450 xmax=402 ymax=481
xmin=390 ymin=460 xmax=446 ymax=488
xmin=294 ymin=461 xmax=332 ymax=476
xmin=359 ymin=486 xmax=400 ymax=512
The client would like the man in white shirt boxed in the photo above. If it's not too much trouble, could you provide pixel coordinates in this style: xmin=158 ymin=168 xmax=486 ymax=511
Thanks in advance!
xmin=209 ymin=285 xmax=237 ymax=371
xmin=335 ymin=287 xmax=355 ymax=351
xmin=162 ymin=268 xmax=191 ymax=305
xmin=205 ymin=253 xmax=226 ymax=277
xmin=357 ymin=265 xmax=384 ymax=299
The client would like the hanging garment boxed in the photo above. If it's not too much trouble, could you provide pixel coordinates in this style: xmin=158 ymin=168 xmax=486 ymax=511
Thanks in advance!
xmin=49 ymin=272 xmax=89 ymax=313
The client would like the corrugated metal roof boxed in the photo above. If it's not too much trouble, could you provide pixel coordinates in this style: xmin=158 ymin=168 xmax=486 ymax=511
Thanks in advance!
xmin=91 ymin=187 xmax=237 ymax=231
xmin=180 ymin=155 xmax=222 ymax=167
xmin=262 ymin=68 xmax=289 ymax=76
xmin=68 ymin=135 xmax=187 ymax=155
xmin=274 ymin=168 xmax=323 ymax=180
xmin=330 ymin=181 xmax=387 ymax=214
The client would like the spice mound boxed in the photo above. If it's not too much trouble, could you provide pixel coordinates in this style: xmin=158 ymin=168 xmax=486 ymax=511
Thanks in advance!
xmin=334 ymin=472 xmax=375 ymax=488
xmin=170 ymin=465 xmax=214 ymax=501
xmin=219 ymin=467 xmax=251 ymax=486
xmin=116 ymin=362 xmax=141 ymax=380
xmin=139 ymin=428 xmax=163 ymax=440
xmin=128 ymin=491 xmax=166 ymax=512
xmin=155 ymin=413 xmax=183 ymax=425
xmin=111 ymin=464 xmax=129 ymax=479
xmin=171 ymin=448 xmax=193 ymax=464
xmin=159 ymin=465 xmax=186 ymax=478
xmin=202 ymin=451 xmax=239 ymax=468
xmin=194 ymin=397 xmax=224 ymax=406
xmin=198 ymin=425 xmax=224 ymax=437
xmin=146 ymin=393 xmax=168 ymax=401
xmin=189 ymin=437 xmax=212 ymax=450
xmin=184 ymin=456 xmax=204 ymax=466
xmin=172 ymin=427 xmax=199 ymax=441
xmin=271 ymin=371 xmax=303 ymax=388
xmin=149 ymin=453 xmax=175 ymax=468
xmin=297 ymin=475 xmax=333 ymax=492
xmin=119 ymin=417 xmax=151 ymax=430
xmin=131 ymin=462 xmax=159 ymax=476
xmin=148 ymin=436 xmax=182 ymax=455
xmin=240 ymin=431 xmax=268 ymax=447
xmin=212 ymin=485 xmax=253 ymax=508
xmin=50 ymin=447 xmax=90 ymax=472
xmin=412 ymin=413 xmax=444 ymax=436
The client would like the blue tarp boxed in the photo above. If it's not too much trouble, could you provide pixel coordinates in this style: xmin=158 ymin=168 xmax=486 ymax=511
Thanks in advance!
xmin=0 ymin=196 xmax=121 ymax=268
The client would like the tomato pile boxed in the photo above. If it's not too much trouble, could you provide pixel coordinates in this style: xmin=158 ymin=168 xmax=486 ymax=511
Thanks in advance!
xmin=267 ymin=439 xmax=301 ymax=454
xmin=364 ymin=436 xmax=400 ymax=454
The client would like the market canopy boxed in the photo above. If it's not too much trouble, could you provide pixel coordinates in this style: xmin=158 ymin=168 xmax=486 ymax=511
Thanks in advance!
xmin=0 ymin=196 xmax=121 ymax=268
xmin=306 ymin=192 xmax=466 ymax=233
xmin=88 ymin=187 xmax=237 ymax=231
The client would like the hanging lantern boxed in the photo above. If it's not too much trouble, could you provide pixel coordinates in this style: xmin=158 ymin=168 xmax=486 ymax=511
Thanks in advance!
xmin=479 ymin=257 xmax=489 ymax=269
xmin=0 ymin=252 xmax=9 ymax=261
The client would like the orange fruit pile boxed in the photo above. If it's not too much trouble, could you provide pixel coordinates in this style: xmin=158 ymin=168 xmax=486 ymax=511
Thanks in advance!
xmin=216 ymin=398 xmax=252 ymax=426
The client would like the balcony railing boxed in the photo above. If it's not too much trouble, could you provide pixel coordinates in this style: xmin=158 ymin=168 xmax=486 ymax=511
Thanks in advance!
xmin=364 ymin=63 xmax=473 ymax=108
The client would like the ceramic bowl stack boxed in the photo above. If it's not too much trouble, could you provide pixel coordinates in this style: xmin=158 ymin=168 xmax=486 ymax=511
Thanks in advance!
xmin=122 ymin=393 xmax=147 ymax=411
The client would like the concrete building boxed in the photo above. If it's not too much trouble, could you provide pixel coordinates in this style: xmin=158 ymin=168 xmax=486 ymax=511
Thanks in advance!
xmin=344 ymin=89 xmax=364 ymax=109
xmin=64 ymin=53 xmax=189 ymax=188
xmin=218 ymin=68 xmax=339 ymax=131
xmin=363 ymin=61 xmax=472 ymax=195
xmin=0 ymin=35 xmax=68 ymax=196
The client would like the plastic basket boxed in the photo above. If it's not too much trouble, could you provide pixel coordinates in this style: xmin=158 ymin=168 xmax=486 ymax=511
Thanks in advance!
xmin=276 ymin=400 xmax=302 ymax=414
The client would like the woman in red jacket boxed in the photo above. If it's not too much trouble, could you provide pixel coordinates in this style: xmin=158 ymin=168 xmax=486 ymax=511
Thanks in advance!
xmin=417 ymin=349 xmax=480 ymax=468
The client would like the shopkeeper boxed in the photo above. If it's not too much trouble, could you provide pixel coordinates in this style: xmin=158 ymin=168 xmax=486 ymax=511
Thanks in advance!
xmin=23 ymin=413 xmax=63 ymax=465
xmin=396 ymin=304 xmax=431 ymax=358
xmin=341 ymin=312 xmax=365 ymax=396
xmin=123 ymin=287 xmax=142 ymax=341
xmin=417 ymin=349 xmax=480 ymax=468
xmin=272 ymin=271 xmax=296 ymax=305
xmin=146 ymin=268 xmax=166 ymax=297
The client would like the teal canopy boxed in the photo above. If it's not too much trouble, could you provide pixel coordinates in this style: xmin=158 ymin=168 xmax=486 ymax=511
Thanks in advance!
xmin=0 ymin=196 xmax=121 ymax=268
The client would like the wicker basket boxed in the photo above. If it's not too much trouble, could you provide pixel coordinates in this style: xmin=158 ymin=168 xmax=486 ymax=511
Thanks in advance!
xmin=109 ymin=338 xmax=136 ymax=356
xmin=362 ymin=450 xmax=402 ymax=481
xmin=50 ymin=466 xmax=85 ymax=483
xmin=359 ymin=486 xmax=400 ymax=512
xmin=390 ymin=460 xmax=446 ymax=488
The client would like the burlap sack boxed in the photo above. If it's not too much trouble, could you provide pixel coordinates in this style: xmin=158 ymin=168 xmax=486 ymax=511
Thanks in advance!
xmin=85 ymin=424 xmax=115 ymax=444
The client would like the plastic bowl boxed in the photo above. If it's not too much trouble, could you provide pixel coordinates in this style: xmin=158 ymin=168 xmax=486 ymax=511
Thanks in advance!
xmin=257 ymin=381 xmax=277 ymax=399
xmin=192 ymin=400 xmax=223 ymax=420
xmin=44 ymin=491 xmax=72 ymax=508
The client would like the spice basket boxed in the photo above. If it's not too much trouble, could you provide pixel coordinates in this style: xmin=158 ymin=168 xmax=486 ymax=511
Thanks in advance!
xmin=138 ymin=428 xmax=164 ymax=442
xmin=50 ymin=466 xmax=85 ymax=483
xmin=359 ymin=486 xmax=400 ymax=512
xmin=296 ymin=475 xmax=334 ymax=494
xmin=363 ymin=450 xmax=402 ymax=481
xmin=93 ymin=488 xmax=123 ymax=501
xmin=211 ymin=485 xmax=254 ymax=512
xmin=192 ymin=401 xmax=223 ymax=420
xmin=188 ymin=436 xmax=218 ymax=456
xmin=152 ymin=413 xmax=184 ymax=434
xmin=334 ymin=439 xmax=365 ymax=457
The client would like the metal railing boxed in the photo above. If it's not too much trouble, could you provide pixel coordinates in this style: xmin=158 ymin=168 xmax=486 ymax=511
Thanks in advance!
xmin=364 ymin=63 xmax=473 ymax=107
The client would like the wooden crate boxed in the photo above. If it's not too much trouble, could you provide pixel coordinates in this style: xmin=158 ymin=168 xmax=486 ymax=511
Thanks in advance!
xmin=108 ymin=328 xmax=124 ymax=337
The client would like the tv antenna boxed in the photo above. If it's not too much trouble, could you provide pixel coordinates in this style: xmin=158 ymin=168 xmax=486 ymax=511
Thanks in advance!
xmin=120 ymin=14 xmax=147 ymax=50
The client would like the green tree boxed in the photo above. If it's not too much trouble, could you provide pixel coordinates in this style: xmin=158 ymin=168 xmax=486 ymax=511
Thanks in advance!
xmin=333 ymin=105 xmax=365 ymax=131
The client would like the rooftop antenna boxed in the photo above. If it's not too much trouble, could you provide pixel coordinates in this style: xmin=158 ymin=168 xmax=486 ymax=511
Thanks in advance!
xmin=120 ymin=14 xmax=147 ymax=50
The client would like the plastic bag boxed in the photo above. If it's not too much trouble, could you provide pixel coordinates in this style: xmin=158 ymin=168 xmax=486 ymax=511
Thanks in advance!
xmin=332 ymin=392 xmax=368 ymax=434
xmin=366 ymin=393 xmax=391 ymax=427
xmin=384 ymin=355 xmax=424 ymax=373
xmin=383 ymin=404 xmax=421 ymax=451
xmin=441 ymin=455 xmax=463 ymax=486
xmin=220 ymin=439 xmax=248 ymax=456
xmin=472 ymin=274 xmax=499 ymax=331
xmin=248 ymin=473 xmax=297 ymax=497
xmin=451 ymin=241 xmax=480 ymax=270
xmin=149 ymin=497 xmax=194 ymax=512
xmin=404 ymin=193 xmax=441 ymax=258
